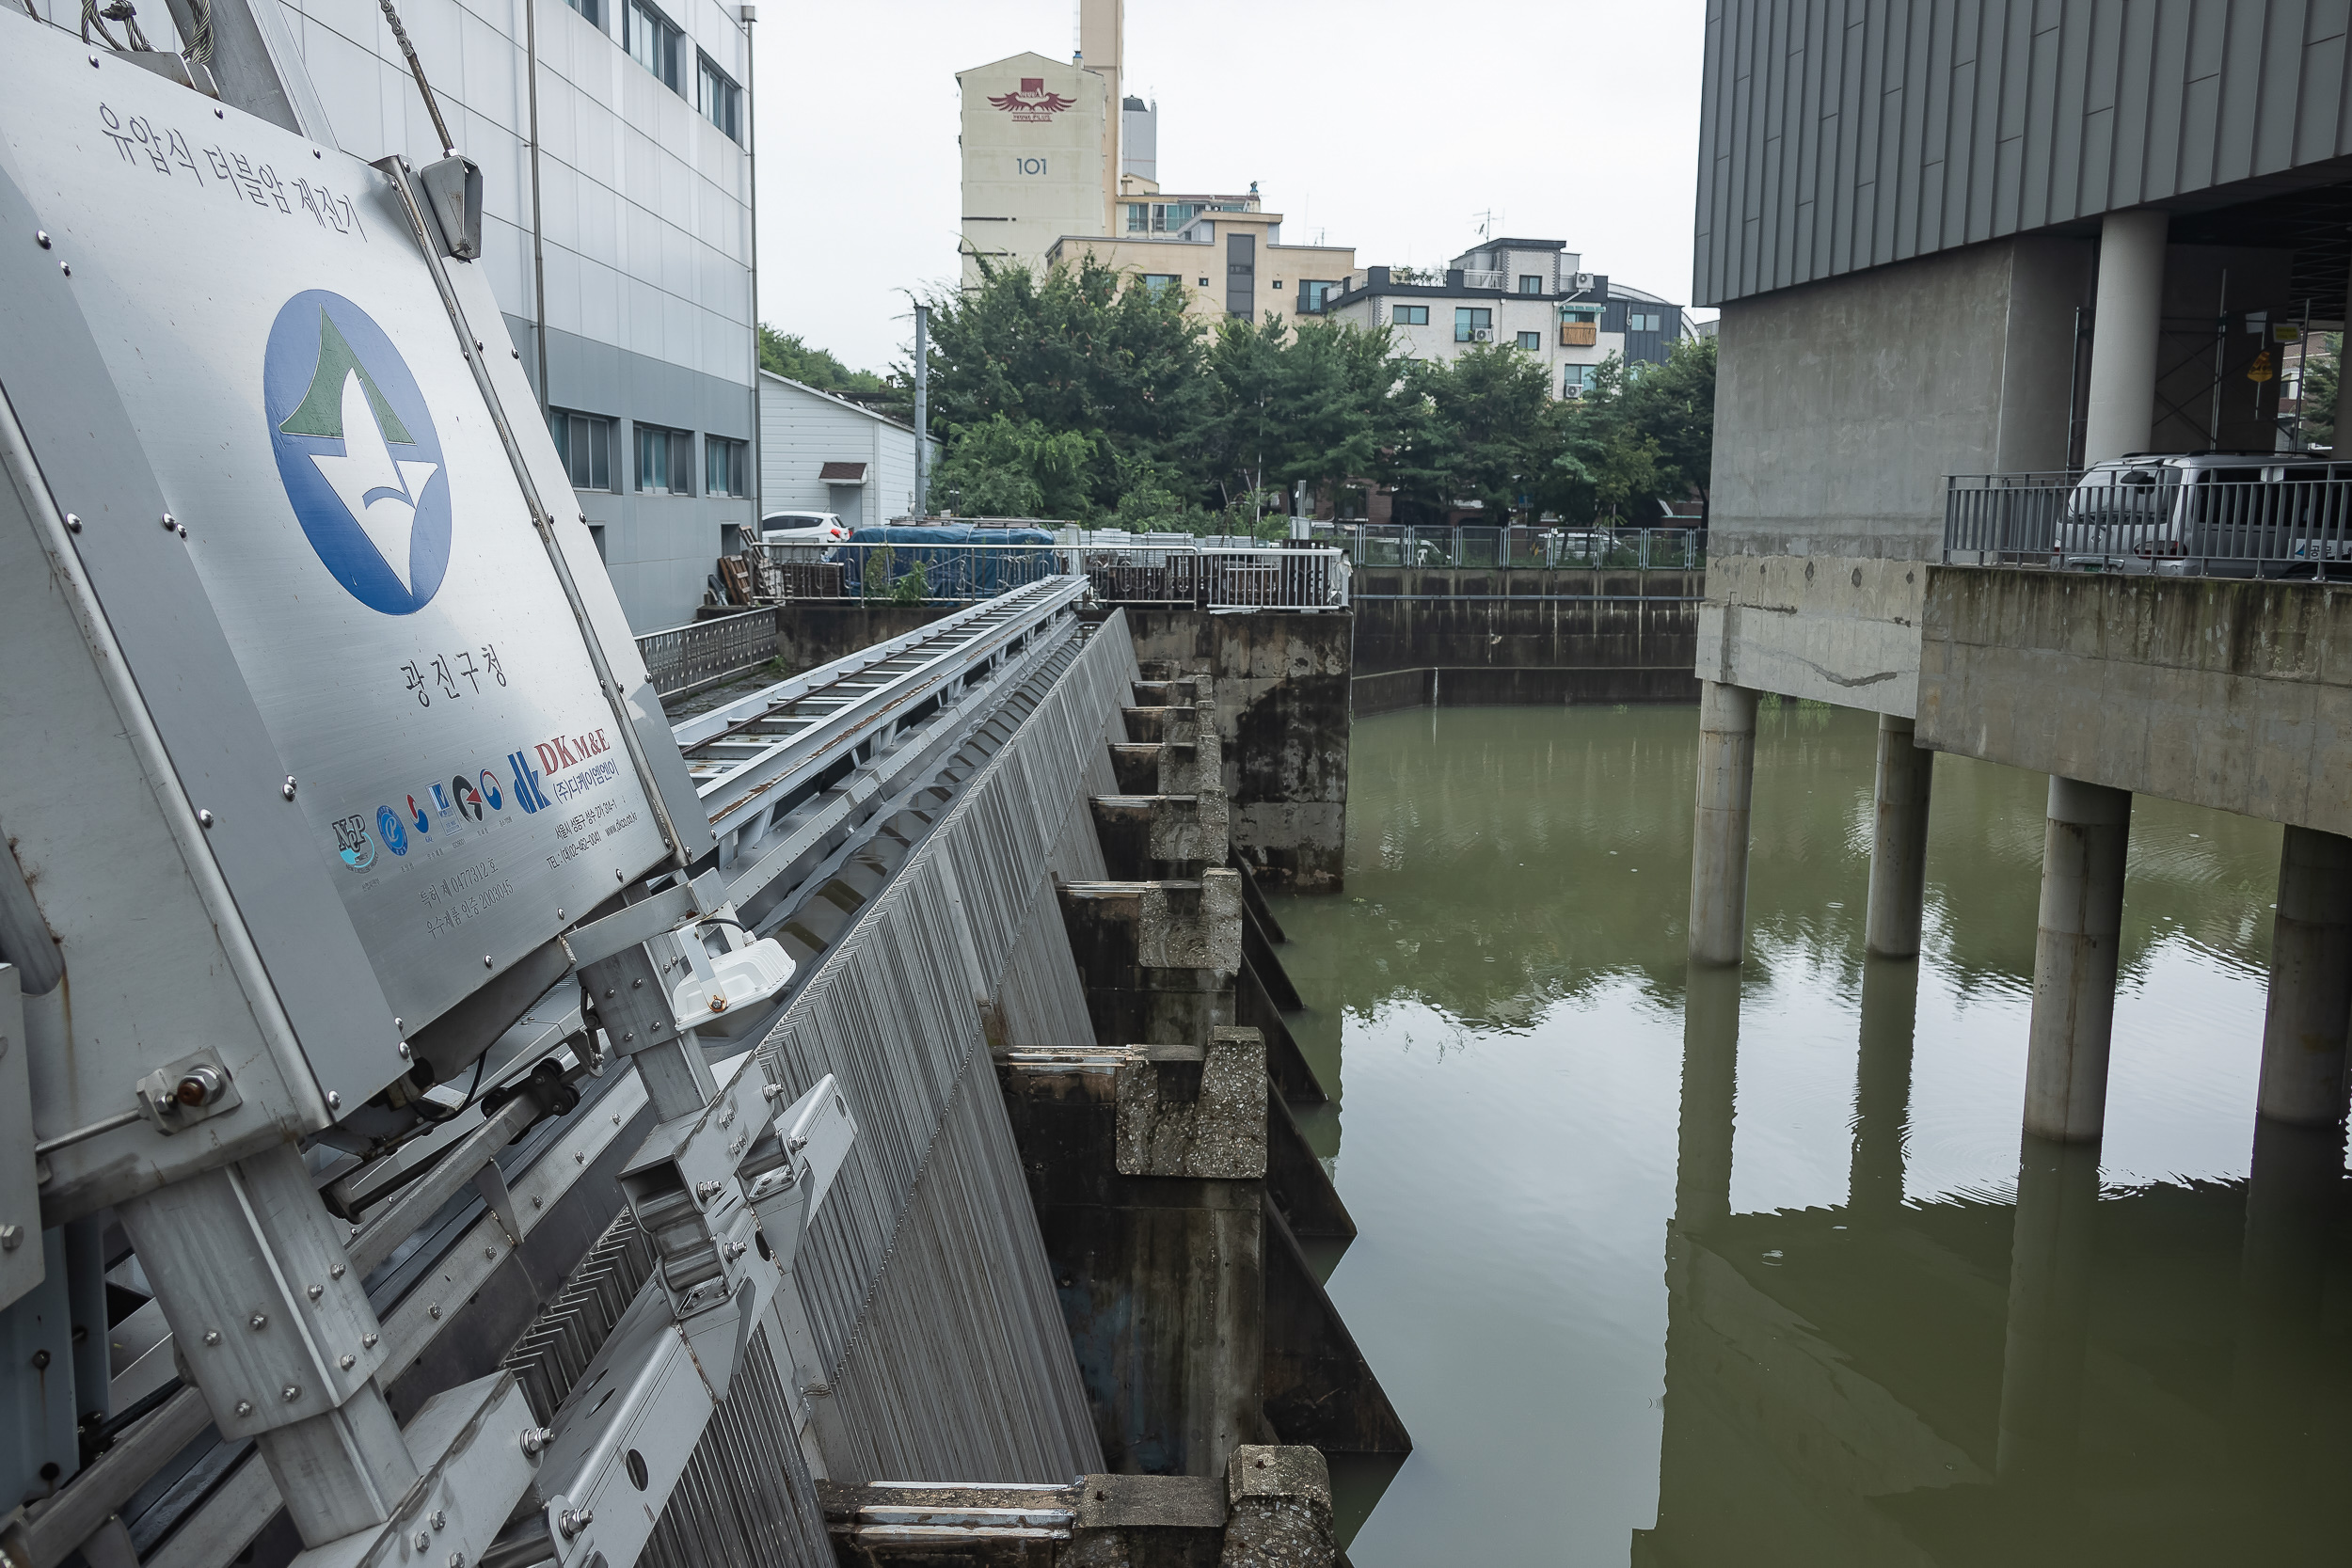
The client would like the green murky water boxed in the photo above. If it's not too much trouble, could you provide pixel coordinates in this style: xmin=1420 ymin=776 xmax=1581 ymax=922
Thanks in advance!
xmin=1270 ymin=704 xmax=2352 ymax=1565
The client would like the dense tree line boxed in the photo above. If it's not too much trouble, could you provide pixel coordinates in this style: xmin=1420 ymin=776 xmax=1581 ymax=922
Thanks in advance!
xmin=915 ymin=257 xmax=1715 ymax=531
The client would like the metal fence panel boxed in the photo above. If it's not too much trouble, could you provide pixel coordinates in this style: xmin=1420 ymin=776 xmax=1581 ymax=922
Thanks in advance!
xmin=1944 ymin=470 xmax=2352 ymax=578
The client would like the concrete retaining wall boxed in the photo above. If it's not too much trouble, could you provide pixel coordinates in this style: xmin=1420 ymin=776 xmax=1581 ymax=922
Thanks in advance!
xmin=1919 ymin=568 xmax=2352 ymax=834
xmin=1351 ymin=566 xmax=1702 ymax=710
xmin=1120 ymin=610 xmax=1353 ymax=895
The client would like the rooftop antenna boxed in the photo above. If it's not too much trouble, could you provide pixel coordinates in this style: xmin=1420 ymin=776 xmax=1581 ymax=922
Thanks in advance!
xmin=1472 ymin=209 xmax=1495 ymax=244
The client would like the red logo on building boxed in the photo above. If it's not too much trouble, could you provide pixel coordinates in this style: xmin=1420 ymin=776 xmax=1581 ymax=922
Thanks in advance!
xmin=990 ymin=78 xmax=1075 ymax=121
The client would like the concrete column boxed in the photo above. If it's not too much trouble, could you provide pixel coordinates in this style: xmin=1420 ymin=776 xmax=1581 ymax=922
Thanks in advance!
xmin=2025 ymin=777 xmax=2132 ymax=1143
xmin=1864 ymin=715 xmax=1934 ymax=958
xmin=2257 ymin=825 xmax=2352 ymax=1126
xmin=1687 ymin=681 xmax=1758 ymax=966
xmin=2081 ymin=208 xmax=2170 ymax=463
xmin=1994 ymin=1134 xmax=2101 ymax=1487
xmin=1849 ymin=957 xmax=1918 ymax=1222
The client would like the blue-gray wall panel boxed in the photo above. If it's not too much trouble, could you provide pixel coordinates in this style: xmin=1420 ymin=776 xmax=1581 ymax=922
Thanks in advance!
xmin=1696 ymin=0 xmax=2352 ymax=305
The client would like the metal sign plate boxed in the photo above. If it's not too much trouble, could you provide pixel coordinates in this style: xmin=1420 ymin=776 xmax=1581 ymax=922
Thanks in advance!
xmin=0 ymin=26 xmax=671 ymax=1031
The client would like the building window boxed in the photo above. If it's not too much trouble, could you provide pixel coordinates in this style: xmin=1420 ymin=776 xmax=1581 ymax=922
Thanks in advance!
xmin=1127 ymin=203 xmax=1149 ymax=232
xmin=1516 ymin=330 xmax=1541 ymax=351
xmin=1518 ymin=274 xmax=1543 ymax=294
xmin=1299 ymin=280 xmax=1341 ymax=312
xmin=636 ymin=423 xmax=694 ymax=494
xmin=1454 ymin=307 xmax=1493 ymax=343
xmin=705 ymin=435 xmax=747 ymax=497
xmin=1562 ymin=364 xmax=1589 ymax=397
xmin=698 ymin=56 xmax=740 ymax=140
xmin=548 ymin=408 xmax=613 ymax=491
xmin=1140 ymin=273 xmax=1181 ymax=298
xmin=627 ymin=0 xmax=681 ymax=93
xmin=562 ymin=0 xmax=599 ymax=24
xmin=1627 ymin=310 xmax=1662 ymax=332
xmin=1198 ymin=277 xmax=1210 ymax=287
xmin=1391 ymin=304 xmax=1428 ymax=325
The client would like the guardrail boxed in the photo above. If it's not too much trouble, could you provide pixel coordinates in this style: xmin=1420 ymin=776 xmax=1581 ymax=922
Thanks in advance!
xmin=1946 ymin=470 xmax=2352 ymax=578
xmin=1312 ymin=523 xmax=1706 ymax=571
xmin=716 ymin=538 xmax=1353 ymax=611
xmin=636 ymin=607 xmax=780 ymax=699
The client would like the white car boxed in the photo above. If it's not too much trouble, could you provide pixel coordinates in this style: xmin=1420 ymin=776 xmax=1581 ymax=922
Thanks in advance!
xmin=759 ymin=511 xmax=850 ymax=546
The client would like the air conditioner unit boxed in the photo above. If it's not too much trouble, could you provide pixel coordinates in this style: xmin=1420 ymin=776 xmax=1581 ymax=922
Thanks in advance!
xmin=1573 ymin=273 xmax=1595 ymax=290
xmin=1471 ymin=327 xmax=1494 ymax=342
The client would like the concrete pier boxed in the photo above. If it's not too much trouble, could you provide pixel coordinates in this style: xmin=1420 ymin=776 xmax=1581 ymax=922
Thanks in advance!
xmin=2081 ymin=208 xmax=2170 ymax=462
xmin=1864 ymin=716 xmax=1933 ymax=958
xmin=2025 ymin=777 xmax=2133 ymax=1144
xmin=1687 ymin=681 xmax=1758 ymax=966
xmin=2257 ymin=825 xmax=2352 ymax=1127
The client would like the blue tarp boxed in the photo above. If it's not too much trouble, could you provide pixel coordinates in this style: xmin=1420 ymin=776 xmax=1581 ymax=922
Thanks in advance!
xmin=834 ymin=525 xmax=1057 ymax=598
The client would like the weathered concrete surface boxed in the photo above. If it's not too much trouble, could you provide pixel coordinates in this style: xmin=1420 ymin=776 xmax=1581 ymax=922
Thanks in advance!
xmin=771 ymin=602 xmax=955 ymax=673
xmin=1918 ymin=569 xmax=2352 ymax=835
xmin=1688 ymin=681 xmax=1758 ymax=967
xmin=1696 ymin=555 xmax=1931 ymax=718
xmin=2258 ymin=826 xmax=2352 ymax=1126
xmin=1116 ymin=1032 xmax=1269 ymax=1180
xmin=1120 ymin=612 xmax=1350 ymax=894
xmin=1220 ymin=1446 xmax=1333 ymax=1568
xmin=1700 ymin=237 xmax=2087 ymax=708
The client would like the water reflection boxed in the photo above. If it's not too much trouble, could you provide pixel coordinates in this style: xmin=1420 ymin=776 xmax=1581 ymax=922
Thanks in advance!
xmin=1270 ymin=705 xmax=2347 ymax=1566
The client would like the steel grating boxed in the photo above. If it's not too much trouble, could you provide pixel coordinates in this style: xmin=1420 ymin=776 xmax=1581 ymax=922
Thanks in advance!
xmin=751 ymin=613 xmax=1144 ymax=1483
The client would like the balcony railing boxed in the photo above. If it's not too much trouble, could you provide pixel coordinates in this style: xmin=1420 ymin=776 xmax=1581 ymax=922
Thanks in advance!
xmin=1460 ymin=269 xmax=1507 ymax=291
xmin=1945 ymin=469 xmax=2352 ymax=578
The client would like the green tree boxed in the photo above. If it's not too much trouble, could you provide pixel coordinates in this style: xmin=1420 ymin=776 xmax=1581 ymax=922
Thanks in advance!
xmin=758 ymin=325 xmax=887 ymax=395
xmin=1612 ymin=334 xmax=1716 ymax=513
xmin=923 ymin=259 xmax=1211 ymax=514
xmin=930 ymin=413 xmax=1094 ymax=519
xmin=1387 ymin=343 xmax=1558 ymax=520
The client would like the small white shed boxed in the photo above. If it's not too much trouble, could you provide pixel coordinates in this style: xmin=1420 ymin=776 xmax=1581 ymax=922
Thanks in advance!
xmin=757 ymin=371 xmax=941 ymax=528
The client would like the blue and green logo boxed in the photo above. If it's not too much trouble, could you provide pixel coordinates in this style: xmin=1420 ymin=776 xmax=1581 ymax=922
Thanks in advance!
xmin=264 ymin=292 xmax=451 ymax=614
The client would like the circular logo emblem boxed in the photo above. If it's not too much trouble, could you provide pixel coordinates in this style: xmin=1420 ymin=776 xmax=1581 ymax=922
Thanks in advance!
xmin=376 ymin=805 xmax=409 ymax=857
xmin=263 ymin=291 xmax=452 ymax=615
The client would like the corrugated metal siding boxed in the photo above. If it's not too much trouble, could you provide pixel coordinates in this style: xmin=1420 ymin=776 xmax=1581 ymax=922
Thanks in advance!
xmin=757 ymin=374 xmax=938 ymax=521
xmin=752 ymin=619 xmax=1139 ymax=1482
xmin=1695 ymin=0 xmax=2352 ymax=307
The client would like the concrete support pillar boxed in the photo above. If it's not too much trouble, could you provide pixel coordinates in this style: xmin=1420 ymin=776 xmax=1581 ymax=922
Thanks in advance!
xmin=2082 ymin=208 xmax=2170 ymax=463
xmin=2257 ymin=825 xmax=2352 ymax=1126
xmin=2025 ymin=777 xmax=2133 ymax=1143
xmin=1850 ymin=958 xmax=1919 ymax=1222
xmin=1864 ymin=716 xmax=1934 ymax=958
xmin=1994 ymin=1134 xmax=2101 ymax=1486
xmin=1687 ymin=681 xmax=1758 ymax=966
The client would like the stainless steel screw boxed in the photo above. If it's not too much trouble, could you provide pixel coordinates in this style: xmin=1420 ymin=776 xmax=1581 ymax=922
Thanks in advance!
xmin=35 ymin=230 xmax=49 ymax=248
xmin=282 ymin=777 xmax=297 ymax=800
xmin=202 ymin=1330 xmax=220 ymax=1345
xmin=431 ymin=1512 xmax=446 ymax=1530
xmin=484 ymin=955 xmax=494 ymax=968
xmin=249 ymin=1313 xmax=267 ymax=1330
xmin=329 ymin=1263 xmax=345 ymax=1279
xmin=339 ymin=1354 xmax=355 ymax=1370
xmin=361 ymin=1332 xmax=378 ymax=1348
xmin=161 ymin=514 xmax=175 ymax=531
xmin=235 ymin=1401 xmax=253 ymax=1417
xmin=281 ymin=1385 xmax=300 ymax=1402
xmin=326 ymin=1091 xmax=342 ymax=1111
xmin=197 ymin=810 xmax=215 ymax=828
xmin=64 ymin=514 xmax=80 ymax=532
xmin=307 ymin=1284 xmax=324 ymax=1301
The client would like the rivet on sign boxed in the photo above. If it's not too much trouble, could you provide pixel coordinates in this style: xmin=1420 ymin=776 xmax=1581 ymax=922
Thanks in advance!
xmin=215 ymin=108 xmax=224 ymax=119
xmin=178 ymin=525 xmax=187 ymax=538
xmin=313 ymin=150 xmax=322 ymax=158
xmin=161 ymin=514 xmax=176 ymax=531
xmin=282 ymin=1385 xmax=300 ymax=1402
xmin=428 ymin=1304 xmax=441 ymax=1319
xmin=202 ymin=1330 xmax=221 ymax=1346
xmin=327 ymin=1091 xmax=342 ymax=1110
xmin=484 ymin=955 xmax=494 ymax=968
xmin=361 ymin=1333 xmax=377 ymax=1348
xmin=59 ymin=262 xmax=71 ymax=277
xmin=398 ymin=1040 xmax=412 ymax=1059
xmin=234 ymin=1401 xmax=253 ymax=1417
xmin=329 ymin=1263 xmax=345 ymax=1278
xmin=339 ymin=1353 xmax=355 ymax=1370
xmin=282 ymin=776 xmax=297 ymax=800
xmin=89 ymin=55 xmax=99 ymax=65
xmin=485 ymin=1246 xmax=497 ymax=1259
xmin=532 ymin=1195 xmax=543 ymax=1209
xmin=249 ymin=1313 xmax=267 ymax=1330
xmin=511 ymin=348 xmax=520 ymax=359
xmin=64 ymin=514 xmax=81 ymax=533
xmin=35 ymin=230 xmax=50 ymax=249
xmin=197 ymin=810 xmax=215 ymax=828
xmin=473 ymin=341 xmax=483 ymax=351
xmin=307 ymin=1284 xmax=324 ymax=1301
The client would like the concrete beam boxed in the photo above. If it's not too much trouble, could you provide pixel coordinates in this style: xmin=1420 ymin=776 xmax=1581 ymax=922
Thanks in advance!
xmin=1116 ymin=1032 xmax=1268 ymax=1180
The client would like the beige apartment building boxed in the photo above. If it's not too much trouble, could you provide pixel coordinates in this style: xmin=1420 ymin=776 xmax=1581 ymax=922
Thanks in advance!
xmin=959 ymin=0 xmax=1355 ymax=322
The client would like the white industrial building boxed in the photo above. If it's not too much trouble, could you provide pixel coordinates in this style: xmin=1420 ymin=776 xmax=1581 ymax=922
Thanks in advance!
xmin=19 ymin=0 xmax=762 ymax=631
xmin=757 ymin=372 xmax=939 ymax=529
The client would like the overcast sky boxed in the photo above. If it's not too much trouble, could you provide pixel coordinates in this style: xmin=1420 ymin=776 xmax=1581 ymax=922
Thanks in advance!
xmin=749 ymin=0 xmax=1711 ymax=376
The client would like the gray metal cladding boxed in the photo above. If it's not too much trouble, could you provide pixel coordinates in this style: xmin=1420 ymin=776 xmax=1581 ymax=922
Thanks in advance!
xmin=752 ymin=618 xmax=1141 ymax=1482
xmin=1696 ymin=0 xmax=2352 ymax=307
xmin=639 ymin=1331 xmax=833 ymax=1568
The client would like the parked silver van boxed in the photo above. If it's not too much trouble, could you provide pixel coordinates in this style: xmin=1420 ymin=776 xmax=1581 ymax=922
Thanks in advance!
xmin=2058 ymin=451 xmax=2352 ymax=577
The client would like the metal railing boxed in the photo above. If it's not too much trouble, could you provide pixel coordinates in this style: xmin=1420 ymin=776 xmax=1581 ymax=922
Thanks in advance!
xmin=718 ymin=536 xmax=1355 ymax=611
xmin=1068 ymin=541 xmax=1350 ymax=609
xmin=1946 ymin=470 xmax=2352 ymax=578
xmin=1312 ymin=522 xmax=1707 ymax=571
xmin=636 ymin=606 xmax=780 ymax=699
